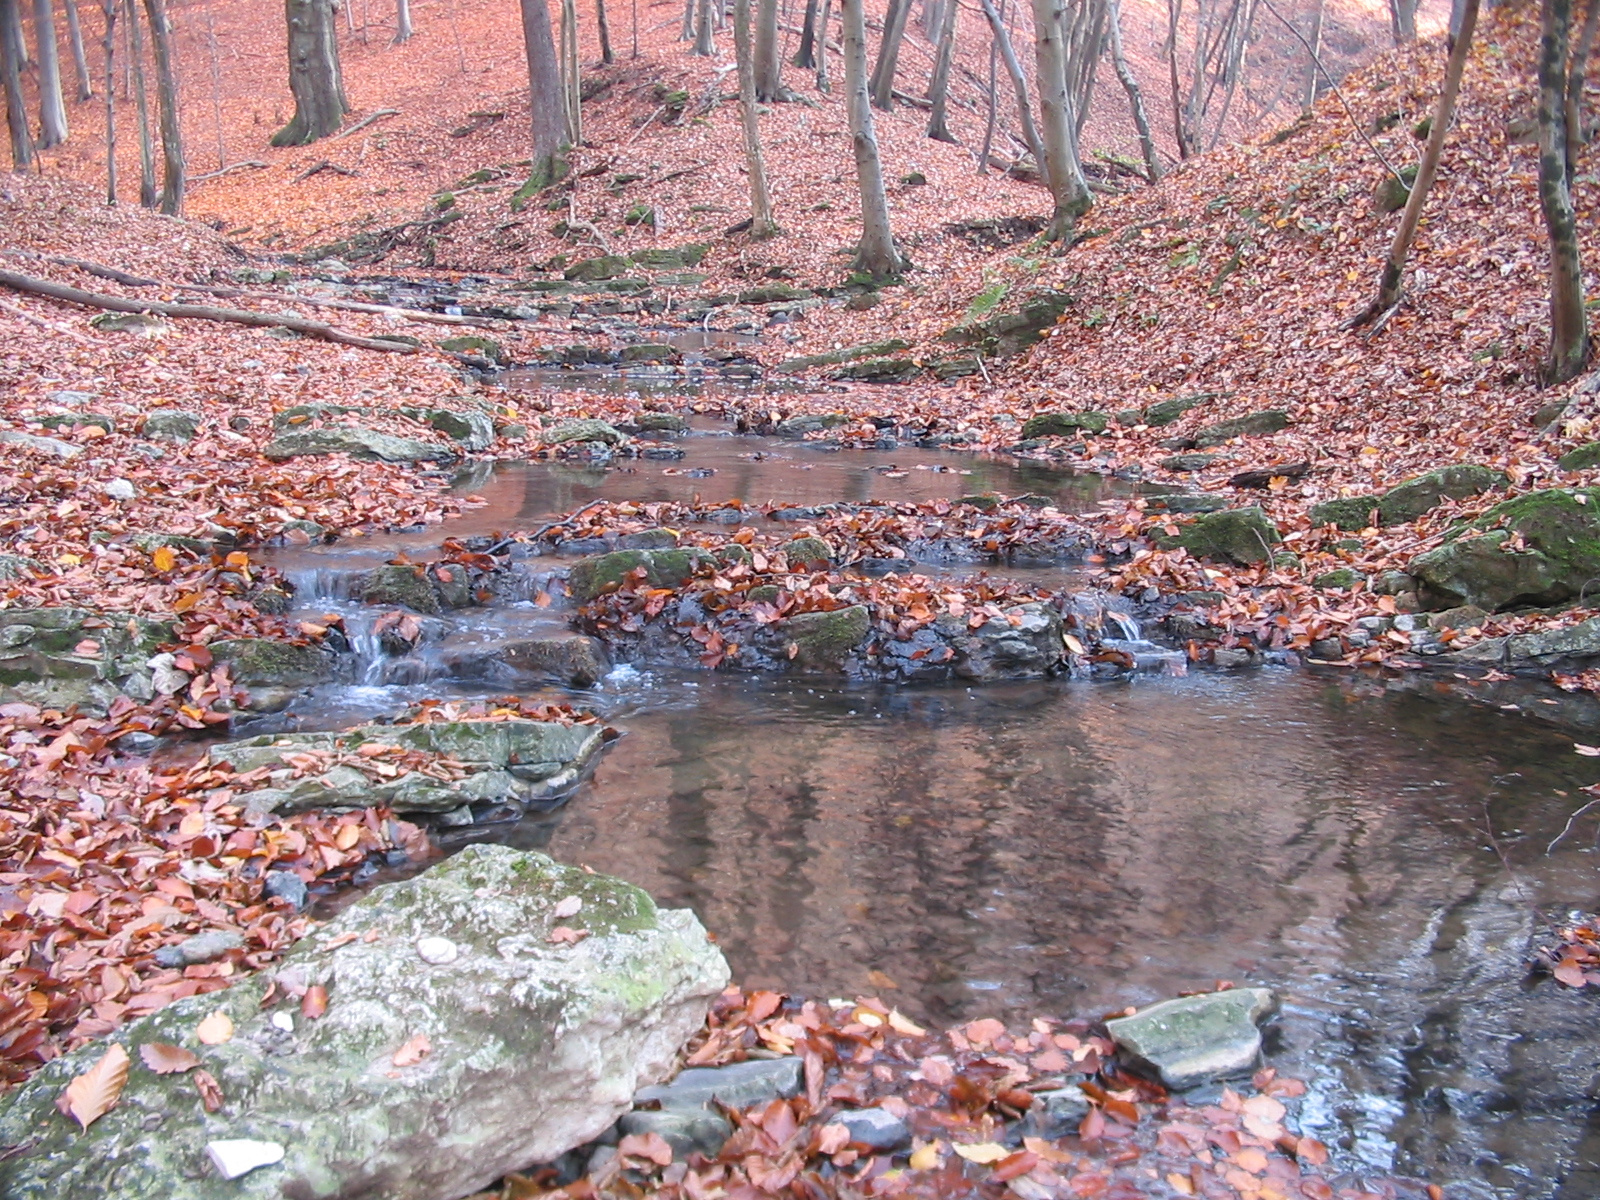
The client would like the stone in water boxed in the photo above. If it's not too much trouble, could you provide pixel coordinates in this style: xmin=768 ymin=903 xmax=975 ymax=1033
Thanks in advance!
xmin=1105 ymin=987 xmax=1277 ymax=1091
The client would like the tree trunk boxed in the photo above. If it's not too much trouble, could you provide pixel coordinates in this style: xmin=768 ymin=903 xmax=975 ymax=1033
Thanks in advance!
xmin=869 ymin=0 xmax=910 ymax=109
xmin=1108 ymin=0 xmax=1160 ymax=180
xmin=1538 ymin=0 xmax=1590 ymax=383
xmin=794 ymin=0 xmax=817 ymax=65
xmin=734 ymin=0 xmax=778 ymax=234
xmin=1031 ymin=0 xmax=1092 ymax=240
xmin=596 ymin=0 xmax=614 ymax=63
xmin=978 ymin=2 xmax=999 ymax=170
xmin=815 ymin=0 xmax=831 ymax=88
xmin=559 ymin=0 xmax=580 ymax=144
xmin=925 ymin=0 xmax=958 ymax=141
xmin=142 ymin=0 xmax=183 ymax=214
xmin=694 ymin=0 xmax=714 ymax=54
xmin=681 ymin=0 xmax=694 ymax=40
xmin=33 ymin=0 xmax=69 ymax=147
xmin=125 ymin=0 xmax=155 ymax=204
xmin=1564 ymin=0 xmax=1598 ymax=177
xmin=63 ymin=0 xmax=91 ymax=100
xmin=520 ymin=0 xmax=569 ymax=189
xmin=979 ymin=0 xmax=1044 ymax=170
xmin=1388 ymin=0 xmax=1416 ymax=42
xmin=1349 ymin=0 xmax=1478 ymax=327
xmin=0 ymin=0 xmax=31 ymax=170
xmin=842 ymin=0 xmax=900 ymax=277
xmin=394 ymin=0 xmax=412 ymax=43
xmin=272 ymin=0 xmax=348 ymax=146
xmin=100 ymin=0 xmax=114 ymax=199
xmin=1300 ymin=0 xmax=1325 ymax=108
xmin=754 ymin=0 xmax=782 ymax=98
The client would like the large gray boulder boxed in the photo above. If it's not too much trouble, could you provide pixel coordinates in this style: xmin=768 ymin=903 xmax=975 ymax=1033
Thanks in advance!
xmin=948 ymin=602 xmax=1064 ymax=681
xmin=1156 ymin=506 xmax=1282 ymax=565
xmin=1106 ymin=988 xmax=1278 ymax=1090
xmin=1409 ymin=487 xmax=1600 ymax=610
xmin=0 ymin=607 xmax=174 ymax=712
xmin=262 ymin=428 xmax=456 ymax=463
xmin=0 ymin=846 xmax=729 ymax=1200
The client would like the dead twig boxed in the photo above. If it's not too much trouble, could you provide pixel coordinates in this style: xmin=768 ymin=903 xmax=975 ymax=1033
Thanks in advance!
xmin=333 ymin=108 xmax=399 ymax=140
xmin=294 ymin=160 xmax=360 ymax=183
xmin=188 ymin=160 xmax=268 ymax=183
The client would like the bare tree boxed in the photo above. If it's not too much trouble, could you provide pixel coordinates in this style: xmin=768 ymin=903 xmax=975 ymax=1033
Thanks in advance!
xmin=520 ymin=0 xmax=568 ymax=189
xmin=100 ymin=0 xmax=114 ymax=199
xmin=125 ymin=0 xmax=156 ymax=204
xmin=1564 ymin=0 xmax=1599 ymax=177
xmin=559 ymin=0 xmax=580 ymax=144
xmin=1108 ymin=0 xmax=1160 ymax=180
xmin=734 ymin=0 xmax=778 ymax=234
xmin=1300 ymin=0 xmax=1325 ymax=108
xmin=925 ymin=0 xmax=958 ymax=142
xmin=63 ymin=0 xmax=92 ymax=100
xmin=978 ymin=0 xmax=1001 ymax=170
xmin=1032 ymin=0 xmax=1092 ymax=240
xmin=142 ymin=0 xmax=183 ymax=214
xmin=979 ymin=0 xmax=1045 ymax=169
xmin=1349 ymin=0 xmax=1478 ymax=328
xmin=842 ymin=0 xmax=900 ymax=277
xmin=694 ymin=0 xmax=714 ymax=54
xmin=815 ymin=0 xmax=831 ymax=89
xmin=395 ymin=0 xmax=412 ymax=43
xmin=1537 ymin=0 xmax=1590 ymax=383
xmin=1061 ymin=0 xmax=1106 ymax=137
xmin=0 ymin=0 xmax=31 ymax=170
xmin=754 ymin=0 xmax=782 ymax=98
xmin=34 ymin=0 xmax=69 ymax=147
xmin=794 ymin=0 xmax=819 ymax=67
xmin=272 ymin=0 xmax=348 ymax=145
xmin=596 ymin=0 xmax=614 ymax=64
xmin=1165 ymin=0 xmax=1256 ymax=157
xmin=1388 ymin=0 xmax=1416 ymax=43
xmin=870 ymin=0 xmax=911 ymax=109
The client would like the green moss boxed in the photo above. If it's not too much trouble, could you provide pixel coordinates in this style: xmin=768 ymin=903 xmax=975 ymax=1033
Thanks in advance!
xmin=1021 ymin=411 xmax=1110 ymax=438
xmin=567 ymin=549 xmax=705 ymax=604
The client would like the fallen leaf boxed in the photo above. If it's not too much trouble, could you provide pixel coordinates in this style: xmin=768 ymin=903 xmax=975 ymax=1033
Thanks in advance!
xmin=58 ymin=1043 xmax=130 ymax=1128
xmin=548 ymin=925 xmax=589 ymax=945
xmin=139 ymin=1042 xmax=200 ymax=1074
xmin=552 ymin=895 xmax=583 ymax=919
xmin=392 ymin=1034 xmax=432 ymax=1067
xmin=617 ymin=1130 xmax=674 ymax=1166
xmin=887 ymin=1009 xmax=926 ymax=1037
xmin=908 ymin=1139 xmax=944 ymax=1170
xmin=302 ymin=985 xmax=328 ymax=1019
xmin=952 ymin=1141 xmax=1009 ymax=1164
xmin=194 ymin=1069 xmax=224 ymax=1112
xmin=196 ymin=1012 xmax=234 ymax=1045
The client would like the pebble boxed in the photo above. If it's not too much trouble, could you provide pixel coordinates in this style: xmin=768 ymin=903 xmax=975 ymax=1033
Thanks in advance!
xmin=103 ymin=478 xmax=136 ymax=501
xmin=264 ymin=870 xmax=309 ymax=911
xmin=834 ymin=1106 xmax=910 ymax=1150
xmin=416 ymin=936 xmax=459 ymax=965
xmin=206 ymin=1139 xmax=285 ymax=1180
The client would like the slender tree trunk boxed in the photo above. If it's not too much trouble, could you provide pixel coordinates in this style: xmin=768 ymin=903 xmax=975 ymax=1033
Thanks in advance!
xmin=925 ymin=0 xmax=958 ymax=141
xmin=63 ymin=0 xmax=91 ymax=99
xmin=0 ymin=0 xmax=31 ymax=170
xmin=1388 ymin=0 xmax=1416 ymax=43
xmin=681 ymin=0 xmax=694 ymax=40
xmin=1564 ymin=0 xmax=1598 ymax=177
xmin=632 ymin=0 xmax=638 ymax=55
xmin=33 ymin=0 xmax=69 ymax=147
xmin=694 ymin=0 xmax=714 ymax=54
xmin=870 ymin=0 xmax=911 ymax=108
xmin=842 ymin=0 xmax=900 ymax=277
xmin=394 ymin=0 xmax=412 ymax=42
xmin=1108 ymin=0 xmax=1160 ymax=180
xmin=1031 ymin=0 xmax=1092 ymax=239
xmin=815 ymin=0 xmax=831 ymax=88
xmin=273 ymin=0 xmax=348 ymax=145
xmin=978 ymin=0 xmax=1044 ymax=169
xmin=794 ymin=0 xmax=817 ymax=65
xmin=596 ymin=0 xmax=614 ymax=63
xmin=559 ymin=0 xmax=580 ymax=144
xmin=754 ymin=0 xmax=782 ymax=97
xmin=734 ymin=0 xmax=778 ymax=234
xmin=520 ymin=0 xmax=568 ymax=189
xmin=1300 ymin=0 xmax=1324 ymax=108
xmin=1350 ymin=0 xmax=1478 ymax=326
xmin=125 ymin=0 xmax=155 ymax=204
xmin=100 ymin=0 xmax=114 ymax=199
xmin=978 ymin=2 xmax=999 ymax=170
xmin=142 ymin=0 xmax=182 ymax=213
xmin=1538 ymin=0 xmax=1590 ymax=383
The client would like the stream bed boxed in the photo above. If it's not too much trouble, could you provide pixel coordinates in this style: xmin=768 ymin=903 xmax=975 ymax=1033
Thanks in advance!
xmin=252 ymin=425 xmax=1599 ymax=1199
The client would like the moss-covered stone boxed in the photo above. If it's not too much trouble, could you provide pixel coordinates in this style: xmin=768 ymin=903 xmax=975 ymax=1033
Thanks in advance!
xmin=629 ymin=244 xmax=709 ymax=269
xmin=1144 ymin=393 xmax=1218 ymax=427
xmin=437 ymin=335 xmax=505 ymax=363
xmin=1312 ymin=568 xmax=1363 ymax=590
xmin=567 ymin=549 xmax=706 ymax=604
xmin=832 ymin=358 xmax=920 ymax=383
xmin=543 ymin=419 xmax=628 ymax=446
xmin=1156 ymin=507 xmax=1282 ymax=565
xmin=141 ymin=410 xmax=202 ymax=441
xmin=630 ymin=412 xmax=688 ymax=433
xmin=362 ymin=564 xmax=444 ymax=614
xmin=1160 ymin=452 xmax=1220 ymax=472
xmin=781 ymin=537 xmax=833 ymax=568
xmin=1376 ymin=464 xmax=1506 ymax=524
xmin=1373 ymin=162 xmax=1419 ymax=214
xmin=40 ymin=411 xmax=115 ymax=434
xmin=262 ymin=428 xmax=455 ymax=464
xmin=748 ymin=584 xmax=783 ymax=604
xmin=775 ymin=340 xmax=911 ymax=374
xmin=1021 ymin=410 xmax=1111 ymax=438
xmin=774 ymin=413 xmax=850 ymax=439
xmin=1558 ymin=441 xmax=1600 ymax=471
xmin=940 ymin=288 xmax=1074 ymax=357
xmin=209 ymin=638 xmax=333 ymax=688
xmin=1409 ymin=487 xmax=1600 ymax=610
xmin=564 ymin=255 xmax=631 ymax=281
xmin=1192 ymin=410 xmax=1290 ymax=448
xmin=620 ymin=344 xmax=680 ymax=364
xmin=402 ymin=408 xmax=496 ymax=451
xmin=776 ymin=605 xmax=870 ymax=670
xmin=736 ymin=284 xmax=812 ymax=304
xmin=1310 ymin=496 xmax=1380 ymax=531
xmin=0 ymin=554 xmax=42 ymax=579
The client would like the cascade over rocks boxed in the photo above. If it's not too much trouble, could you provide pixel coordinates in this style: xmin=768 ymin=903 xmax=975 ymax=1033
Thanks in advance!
xmin=0 ymin=846 xmax=729 ymax=1200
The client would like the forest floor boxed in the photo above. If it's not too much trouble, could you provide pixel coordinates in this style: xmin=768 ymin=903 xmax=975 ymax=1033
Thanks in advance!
xmin=0 ymin=0 xmax=1593 ymax=1197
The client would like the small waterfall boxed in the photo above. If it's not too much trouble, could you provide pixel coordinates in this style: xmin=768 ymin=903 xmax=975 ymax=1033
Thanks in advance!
xmin=1106 ymin=610 xmax=1141 ymax=641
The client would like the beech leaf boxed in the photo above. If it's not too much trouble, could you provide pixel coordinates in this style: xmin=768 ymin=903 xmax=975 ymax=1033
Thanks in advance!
xmin=139 ymin=1042 xmax=200 ymax=1075
xmin=59 ymin=1043 xmax=130 ymax=1129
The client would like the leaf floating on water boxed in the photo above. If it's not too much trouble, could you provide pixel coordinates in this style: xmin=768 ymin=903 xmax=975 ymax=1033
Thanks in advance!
xmin=887 ymin=1009 xmax=925 ymax=1037
xmin=196 ymin=1011 xmax=234 ymax=1045
xmin=392 ymin=1034 xmax=432 ymax=1067
xmin=1553 ymin=958 xmax=1588 ymax=987
xmin=1575 ymin=743 xmax=1600 ymax=756
xmin=866 ymin=969 xmax=898 ymax=990
xmin=552 ymin=895 xmax=583 ymax=919
xmin=139 ymin=1042 xmax=200 ymax=1075
xmin=58 ymin=1043 xmax=130 ymax=1128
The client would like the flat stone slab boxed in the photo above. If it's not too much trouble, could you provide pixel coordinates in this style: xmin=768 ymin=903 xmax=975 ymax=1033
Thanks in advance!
xmin=1105 ymin=987 xmax=1277 ymax=1091
xmin=633 ymin=1055 xmax=802 ymax=1112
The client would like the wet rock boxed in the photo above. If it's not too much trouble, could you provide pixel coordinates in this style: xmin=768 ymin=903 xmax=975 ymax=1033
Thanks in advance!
xmin=413 ymin=408 xmax=496 ymax=452
xmin=503 ymin=635 xmax=611 ymax=686
xmin=1192 ymin=410 xmax=1290 ymax=448
xmin=142 ymin=410 xmax=202 ymax=441
xmin=153 ymin=929 xmax=244 ymax=969
xmin=543 ymin=419 xmax=628 ymax=446
xmin=1409 ymin=488 xmax=1600 ymax=611
xmin=834 ymin=1107 xmax=910 ymax=1150
xmin=262 ymin=428 xmax=456 ymax=463
xmin=628 ymin=245 xmax=709 ymax=270
xmin=1453 ymin=615 xmax=1600 ymax=664
xmin=1106 ymin=988 xmax=1278 ymax=1090
xmin=948 ymin=603 xmax=1064 ymax=681
xmin=1156 ymin=507 xmax=1282 ymax=565
xmin=634 ymin=1056 xmax=803 ymax=1111
xmin=619 ymin=1110 xmax=731 ymax=1159
xmin=0 ymin=608 xmax=174 ymax=713
xmin=1309 ymin=496 xmax=1378 ymax=531
xmin=774 ymin=413 xmax=851 ymax=438
xmin=1147 ymin=494 xmax=1229 ymax=514
xmin=0 ymin=846 xmax=729 ymax=1200
xmin=775 ymin=340 xmax=911 ymax=374
xmin=1160 ymin=453 xmax=1220 ymax=472
xmin=0 ymin=554 xmax=42 ymax=579
xmin=0 ymin=430 xmax=82 ymax=459
xmin=210 ymin=639 xmax=334 ymax=694
xmin=1210 ymin=647 xmax=1255 ymax=668
xmin=1431 ymin=604 xmax=1489 ymax=630
xmin=1312 ymin=568 xmax=1362 ymax=590
xmin=832 ymin=357 xmax=920 ymax=383
xmin=1376 ymin=464 xmax=1506 ymax=524
xmin=437 ymin=335 xmax=504 ymax=363
xmin=567 ymin=548 xmax=707 ymax=604
xmin=1558 ymin=441 xmax=1600 ymax=471
xmin=628 ymin=412 xmax=688 ymax=434
xmin=565 ymin=254 xmax=632 ymax=281
xmin=1145 ymin=393 xmax=1218 ymax=427
xmin=1021 ymin=411 xmax=1111 ymax=438
xmin=780 ymin=536 xmax=833 ymax=568
xmin=264 ymin=870 xmax=309 ymax=910
xmin=129 ymin=532 xmax=217 ymax=556
xmin=362 ymin=564 xmax=448 ymax=615
xmin=1015 ymin=1087 xmax=1091 ymax=1140
xmin=619 ymin=529 xmax=682 ymax=550
xmin=619 ymin=344 xmax=679 ymax=364
xmin=773 ymin=606 xmax=871 ymax=670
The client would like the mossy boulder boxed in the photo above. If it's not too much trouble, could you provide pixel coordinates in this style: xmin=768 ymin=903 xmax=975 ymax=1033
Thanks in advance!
xmin=832 ymin=358 xmax=920 ymax=383
xmin=775 ymin=340 xmax=911 ymax=375
xmin=1373 ymin=162 xmax=1419 ymax=214
xmin=362 ymin=564 xmax=449 ymax=614
xmin=941 ymin=288 xmax=1073 ymax=357
xmin=775 ymin=605 xmax=871 ymax=670
xmin=780 ymin=537 xmax=833 ymax=568
xmin=567 ymin=549 xmax=707 ymax=604
xmin=1376 ymin=464 xmax=1506 ymax=524
xmin=1192 ymin=410 xmax=1290 ymax=448
xmin=1409 ymin=487 xmax=1600 ymax=610
xmin=629 ymin=244 xmax=709 ymax=270
xmin=1310 ymin=496 xmax=1380 ymax=531
xmin=774 ymin=413 xmax=850 ymax=439
xmin=437 ymin=335 xmax=505 ymax=363
xmin=209 ymin=638 xmax=334 ymax=689
xmin=1107 ymin=988 xmax=1277 ymax=1091
xmin=142 ymin=410 xmax=202 ymax=441
xmin=1021 ymin=410 xmax=1111 ymax=438
xmin=0 ymin=845 xmax=728 ymax=1200
xmin=0 ymin=554 xmax=42 ymax=579
xmin=1312 ymin=568 xmax=1363 ymax=590
xmin=564 ymin=254 xmax=631 ymax=281
xmin=1558 ymin=442 xmax=1600 ymax=471
xmin=1157 ymin=507 xmax=1282 ymax=565
xmin=1160 ymin=453 xmax=1220 ymax=472
xmin=736 ymin=284 xmax=812 ymax=305
xmin=543 ymin=419 xmax=628 ymax=447
xmin=262 ymin=429 xmax=455 ymax=464
xmin=620 ymin=344 xmax=680 ymax=364
xmin=0 ymin=608 xmax=174 ymax=712
xmin=629 ymin=412 xmax=688 ymax=434
xmin=403 ymin=408 xmax=496 ymax=452
xmin=1145 ymin=393 xmax=1217 ymax=427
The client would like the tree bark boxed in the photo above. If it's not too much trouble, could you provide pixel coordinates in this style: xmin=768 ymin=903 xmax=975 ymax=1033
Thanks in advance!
xmin=100 ymin=0 xmax=114 ymax=200
xmin=1349 ymin=0 xmax=1478 ymax=327
xmin=1300 ymin=0 xmax=1325 ymax=108
xmin=394 ymin=0 xmax=412 ymax=42
xmin=1031 ymin=0 xmax=1092 ymax=240
xmin=754 ymin=0 xmax=782 ymax=98
xmin=124 ymin=0 xmax=155 ymax=204
xmin=978 ymin=1 xmax=999 ymax=170
xmin=694 ymin=0 xmax=714 ymax=54
xmin=33 ymin=0 xmax=69 ymax=147
xmin=1564 ymin=0 xmax=1598 ymax=177
xmin=596 ymin=0 xmax=614 ymax=63
xmin=521 ymin=0 xmax=568 ymax=189
xmin=978 ymin=0 xmax=1044 ymax=170
xmin=925 ymin=0 xmax=958 ymax=141
xmin=842 ymin=0 xmax=900 ymax=277
xmin=559 ymin=0 xmax=580 ymax=144
xmin=1388 ymin=0 xmax=1416 ymax=43
xmin=794 ymin=0 xmax=818 ymax=66
xmin=814 ymin=0 xmax=831 ymax=88
xmin=272 ymin=0 xmax=349 ymax=146
xmin=1538 ymin=0 xmax=1590 ymax=383
xmin=63 ymin=0 xmax=91 ymax=100
xmin=1108 ymin=0 xmax=1160 ymax=180
xmin=0 ymin=0 xmax=31 ymax=170
xmin=869 ymin=0 xmax=911 ymax=109
xmin=734 ymin=0 xmax=778 ymax=235
xmin=142 ymin=0 xmax=183 ymax=214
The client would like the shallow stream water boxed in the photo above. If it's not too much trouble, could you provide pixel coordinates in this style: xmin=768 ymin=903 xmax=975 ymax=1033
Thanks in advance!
xmin=254 ymin=425 xmax=1599 ymax=1199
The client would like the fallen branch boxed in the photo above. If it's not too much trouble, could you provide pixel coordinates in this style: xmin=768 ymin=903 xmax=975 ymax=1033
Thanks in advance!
xmin=294 ymin=160 xmax=360 ymax=183
xmin=0 ymin=270 xmax=420 ymax=353
xmin=189 ymin=160 xmax=268 ymax=184
xmin=333 ymin=108 xmax=400 ymax=140
xmin=0 ymin=297 xmax=98 ymax=344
